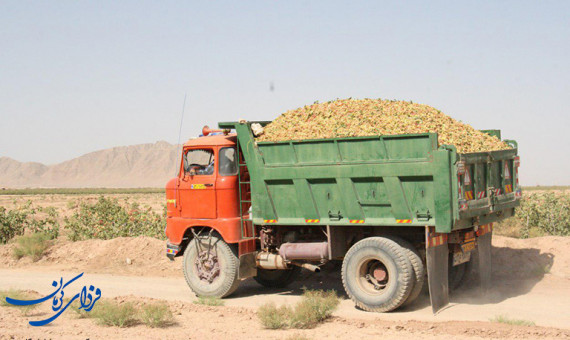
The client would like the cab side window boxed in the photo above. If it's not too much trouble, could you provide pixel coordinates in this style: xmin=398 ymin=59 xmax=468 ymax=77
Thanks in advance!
xmin=219 ymin=147 xmax=238 ymax=176
xmin=184 ymin=149 xmax=214 ymax=175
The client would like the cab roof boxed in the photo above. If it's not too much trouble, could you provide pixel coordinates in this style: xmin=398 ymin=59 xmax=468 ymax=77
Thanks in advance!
xmin=183 ymin=133 xmax=237 ymax=148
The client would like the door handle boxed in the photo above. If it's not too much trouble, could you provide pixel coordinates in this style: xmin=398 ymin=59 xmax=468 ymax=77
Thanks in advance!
xmin=204 ymin=183 xmax=214 ymax=187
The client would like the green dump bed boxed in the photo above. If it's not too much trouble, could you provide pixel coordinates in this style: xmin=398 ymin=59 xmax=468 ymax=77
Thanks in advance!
xmin=219 ymin=122 xmax=521 ymax=233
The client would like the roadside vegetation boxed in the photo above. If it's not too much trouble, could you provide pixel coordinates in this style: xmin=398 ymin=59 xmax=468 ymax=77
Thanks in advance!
xmin=0 ymin=289 xmax=38 ymax=315
xmin=2 ymin=196 xmax=164 ymax=253
xmin=490 ymin=314 xmax=535 ymax=327
xmin=65 ymin=196 xmax=166 ymax=241
xmin=521 ymin=185 xmax=569 ymax=192
xmin=69 ymin=299 xmax=174 ymax=328
xmin=139 ymin=302 xmax=175 ymax=328
xmin=284 ymin=335 xmax=311 ymax=340
xmin=0 ymin=202 xmax=60 ymax=244
xmin=495 ymin=191 xmax=570 ymax=238
xmin=194 ymin=296 xmax=225 ymax=306
xmin=90 ymin=300 xmax=138 ymax=327
xmin=258 ymin=290 xmax=339 ymax=329
xmin=12 ymin=233 xmax=53 ymax=261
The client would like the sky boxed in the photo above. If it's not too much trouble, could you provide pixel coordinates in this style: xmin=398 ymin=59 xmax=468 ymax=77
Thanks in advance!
xmin=0 ymin=1 xmax=568 ymax=185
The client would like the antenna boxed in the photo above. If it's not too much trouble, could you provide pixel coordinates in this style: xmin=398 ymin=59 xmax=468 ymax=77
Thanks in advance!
xmin=174 ymin=93 xmax=187 ymax=177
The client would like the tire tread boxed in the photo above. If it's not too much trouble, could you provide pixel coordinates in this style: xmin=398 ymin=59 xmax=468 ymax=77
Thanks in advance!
xmin=341 ymin=237 xmax=413 ymax=312
xmin=182 ymin=235 xmax=240 ymax=298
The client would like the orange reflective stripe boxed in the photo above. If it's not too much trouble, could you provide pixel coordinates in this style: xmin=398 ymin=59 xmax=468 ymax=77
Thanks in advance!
xmin=427 ymin=233 xmax=448 ymax=247
xmin=349 ymin=219 xmax=365 ymax=224
xmin=476 ymin=223 xmax=494 ymax=236
xmin=396 ymin=219 xmax=412 ymax=224
xmin=305 ymin=219 xmax=320 ymax=223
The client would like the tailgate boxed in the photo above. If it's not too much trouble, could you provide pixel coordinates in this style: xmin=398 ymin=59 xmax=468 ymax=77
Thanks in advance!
xmin=455 ymin=143 xmax=521 ymax=220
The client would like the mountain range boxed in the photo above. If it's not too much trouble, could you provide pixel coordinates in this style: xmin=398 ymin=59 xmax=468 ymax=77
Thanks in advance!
xmin=0 ymin=141 xmax=180 ymax=188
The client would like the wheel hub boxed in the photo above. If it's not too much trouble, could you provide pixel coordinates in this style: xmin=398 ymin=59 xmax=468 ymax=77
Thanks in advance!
xmin=373 ymin=267 xmax=387 ymax=281
xmin=195 ymin=250 xmax=220 ymax=283
xmin=359 ymin=259 xmax=389 ymax=292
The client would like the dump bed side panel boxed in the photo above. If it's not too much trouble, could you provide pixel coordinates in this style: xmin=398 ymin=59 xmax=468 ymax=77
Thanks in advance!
xmin=222 ymin=122 xmax=456 ymax=233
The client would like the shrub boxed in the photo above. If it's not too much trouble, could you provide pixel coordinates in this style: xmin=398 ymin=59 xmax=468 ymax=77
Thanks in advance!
xmin=0 ymin=202 xmax=60 ymax=244
xmin=289 ymin=290 xmax=339 ymax=329
xmin=517 ymin=192 xmax=570 ymax=238
xmin=65 ymin=196 xmax=166 ymax=241
xmin=258 ymin=302 xmax=293 ymax=329
xmin=13 ymin=233 xmax=52 ymax=261
xmin=68 ymin=299 xmax=92 ymax=319
xmin=285 ymin=335 xmax=311 ymax=340
xmin=139 ymin=302 xmax=174 ymax=328
xmin=490 ymin=314 xmax=535 ymax=326
xmin=258 ymin=290 xmax=340 ymax=330
xmin=27 ymin=206 xmax=60 ymax=239
xmin=0 ymin=206 xmax=28 ymax=244
xmin=496 ymin=192 xmax=570 ymax=238
xmin=0 ymin=289 xmax=38 ymax=315
xmin=193 ymin=296 xmax=225 ymax=306
xmin=91 ymin=300 xmax=138 ymax=327
xmin=70 ymin=299 xmax=173 ymax=328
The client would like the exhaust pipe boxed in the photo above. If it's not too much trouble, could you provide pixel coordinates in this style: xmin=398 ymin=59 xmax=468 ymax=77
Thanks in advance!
xmin=256 ymin=252 xmax=323 ymax=273
xmin=293 ymin=262 xmax=321 ymax=272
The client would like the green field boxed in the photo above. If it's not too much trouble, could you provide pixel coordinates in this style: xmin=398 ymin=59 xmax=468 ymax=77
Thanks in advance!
xmin=0 ymin=188 xmax=165 ymax=195
xmin=521 ymin=185 xmax=570 ymax=191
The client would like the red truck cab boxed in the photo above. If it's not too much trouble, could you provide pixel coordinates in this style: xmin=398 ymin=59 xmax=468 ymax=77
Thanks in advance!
xmin=165 ymin=131 xmax=244 ymax=258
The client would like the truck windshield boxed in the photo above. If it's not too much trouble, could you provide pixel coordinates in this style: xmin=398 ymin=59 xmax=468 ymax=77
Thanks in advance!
xmin=219 ymin=147 xmax=238 ymax=176
xmin=184 ymin=149 xmax=214 ymax=175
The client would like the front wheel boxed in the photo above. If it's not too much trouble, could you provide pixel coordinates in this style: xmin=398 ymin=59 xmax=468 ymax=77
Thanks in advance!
xmin=182 ymin=234 xmax=240 ymax=298
xmin=342 ymin=237 xmax=414 ymax=312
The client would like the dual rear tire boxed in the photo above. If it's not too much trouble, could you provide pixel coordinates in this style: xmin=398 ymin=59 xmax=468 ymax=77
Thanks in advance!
xmin=341 ymin=236 xmax=424 ymax=312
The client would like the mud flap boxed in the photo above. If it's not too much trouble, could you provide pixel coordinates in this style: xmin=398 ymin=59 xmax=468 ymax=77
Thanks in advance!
xmin=476 ymin=224 xmax=493 ymax=295
xmin=238 ymin=252 xmax=257 ymax=280
xmin=426 ymin=226 xmax=449 ymax=314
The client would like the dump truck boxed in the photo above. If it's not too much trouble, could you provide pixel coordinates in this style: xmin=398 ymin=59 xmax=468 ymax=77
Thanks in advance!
xmin=165 ymin=121 xmax=521 ymax=313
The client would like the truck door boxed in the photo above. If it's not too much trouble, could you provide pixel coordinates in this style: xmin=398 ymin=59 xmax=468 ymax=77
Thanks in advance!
xmin=179 ymin=147 xmax=217 ymax=219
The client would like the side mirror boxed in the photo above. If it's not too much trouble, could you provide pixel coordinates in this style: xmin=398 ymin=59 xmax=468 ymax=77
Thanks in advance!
xmin=183 ymin=154 xmax=189 ymax=173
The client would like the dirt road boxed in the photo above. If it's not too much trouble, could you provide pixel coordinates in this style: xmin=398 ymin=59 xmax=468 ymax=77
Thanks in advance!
xmin=1 ymin=266 xmax=569 ymax=329
xmin=1 ymin=235 xmax=569 ymax=339
xmin=1 ymin=268 xmax=569 ymax=340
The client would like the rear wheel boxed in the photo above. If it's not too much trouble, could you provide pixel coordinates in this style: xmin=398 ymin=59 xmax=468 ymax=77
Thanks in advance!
xmin=449 ymin=255 xmax=472 ymax=291
xmin=342 ymin=237 xmax=414 ymax=312
xmin=254 ymin=266 xmax=301 ymax=288
xmin=385 ymin=236 xmax=425 ymax=307
xmin=183 ymin=234 xmax=240 ymax=298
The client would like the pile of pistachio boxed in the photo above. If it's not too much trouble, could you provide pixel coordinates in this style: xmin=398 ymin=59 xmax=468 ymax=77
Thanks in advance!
xmin=257 ymin=98 xmax=511 ymax=153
